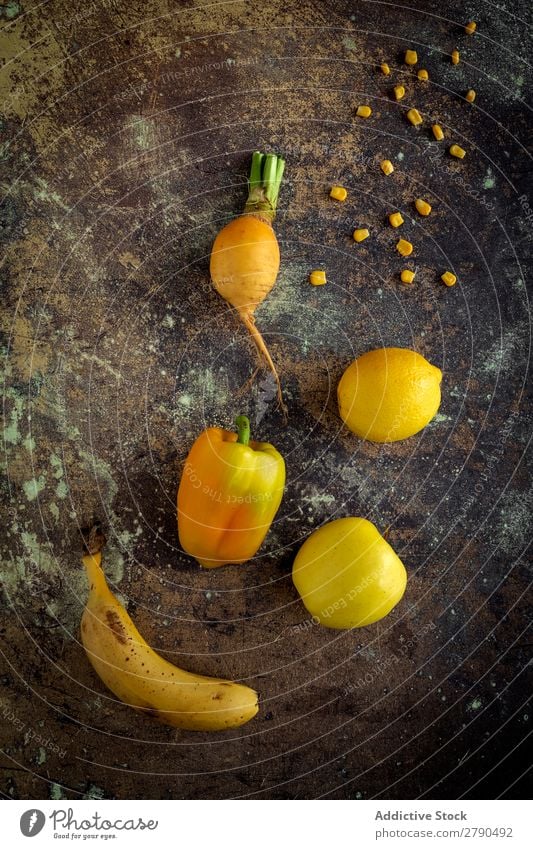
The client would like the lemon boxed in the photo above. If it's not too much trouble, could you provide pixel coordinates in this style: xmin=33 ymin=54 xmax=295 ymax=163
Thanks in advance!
xmin=338 ymin=347 xmax=442 ymax=442
xmin=292 ymin=518 xmax=407 ymax=629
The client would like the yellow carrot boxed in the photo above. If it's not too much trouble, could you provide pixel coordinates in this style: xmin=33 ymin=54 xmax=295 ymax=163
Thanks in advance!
xmin=210 ymin=152 xmax=286 ymax=414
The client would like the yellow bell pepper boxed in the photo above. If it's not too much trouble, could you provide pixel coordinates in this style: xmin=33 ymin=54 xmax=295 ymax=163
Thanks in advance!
xmin=177 ymin=416 xmax=285 ymax=568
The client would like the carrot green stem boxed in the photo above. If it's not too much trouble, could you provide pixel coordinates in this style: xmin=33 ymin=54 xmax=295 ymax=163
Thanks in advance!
xmin=244 ymin=150 xmax=285 ymax=222
xmin=235 ymin=415 xmax=251 ymax=446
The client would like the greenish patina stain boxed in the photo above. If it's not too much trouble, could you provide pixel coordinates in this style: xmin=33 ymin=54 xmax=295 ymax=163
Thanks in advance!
xmin=162 ymin=314 xmax=175 ymax=328
xmin=342 ymin=36 xmax=358 ymax=52
xmin=50 ymin=453 xmax=64 ymax=479
xmin=34 ymin=177 xmax=70 ymax=212
xmin=4 ymin=391 xmax=24 ymax=444
xmin=514 ymin=74 xmax=524 ymax=94
xmin=55 ymin=480 xmax=68 ymax=499
xmin=0 ymin=2 xmax=21 ymax=19
xmin=83 ymin=784 xmax=106 ymax=800
xmin=49 ymin=503 xmax=59 ymax=520
xmin=23 ymin=434 xmax=36 ymax=452
xmin=429 ymin=412 xmax=452 ymax=425
xmin=23 ymin=475 xmax=46 ymax=501
xmin=483 ymin=168 xmax=495 ymax=190
xmin=468 ymin=698 xmax=482 ymax=711
xmin=480 ymin=325 xmax=527 ymax=375
xmin=495 ymin=489 xmax=533 ymax=556
xmin=50 ymin=782 xmax=65 ymax=800
xmin=37 ymin=746 xmax=47 ymax=765
xmin=175 ymin=46 xmax=181 ymax=58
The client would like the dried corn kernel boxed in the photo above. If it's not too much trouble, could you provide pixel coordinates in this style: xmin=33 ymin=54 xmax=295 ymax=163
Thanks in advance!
xmin=415 ymin=198 xmax=432 ymax=216
xmin=407 ymin=108 xmax=423 ymax=126
xmin=466 ymin=89 xmax=476 ymax=103
xmin=389 ymin=212 xmax=404 ymax=227
xmin=417 ymin=69 xmax=429 ymax=81
xmin=465 ymin=21 xmax=477 ymax=35
xmin=330 ymin=185 xmax=347 ymax=201
xmin=380 ymin=159 xmax=394 ymax=175
xmin=309 ymin=270 xmax=327 ymax=286
xmin=432 ymin=123 xmax=444 ymax=141
xmin=400 ymin=269 xmax=415 ymax=284
xmin=405 ymin=49 xmax=418 ymax=65
xmin=396 ymin=238 xmax=413 ymax=257
xmin=441 ymin=271 xmax=457 ymax=287
xmin=356 ymin=105 xmax=372 ymax=118
xmin=380 ymin=62 xmax=391 ymax=75
xmin=393 ymin=85 xmax=406 ymax=101
xmin=353 ymin=228 xmax=370 ymax=242
xmin=451 ymin=49 xmax=460 ymax=65
xmin=449 ymin=143 xmax=466 ymax=159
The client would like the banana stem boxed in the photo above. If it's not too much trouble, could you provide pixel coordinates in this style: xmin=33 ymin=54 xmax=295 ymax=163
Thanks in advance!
xmin=82 ymin=522 xmax=109 ymax=596
xmin=82 ymin=552 xmax=109 ymax=597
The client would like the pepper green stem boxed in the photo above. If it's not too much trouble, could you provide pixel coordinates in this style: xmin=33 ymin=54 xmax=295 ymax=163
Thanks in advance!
xmin=244 ymin=150 xmax=285 ymax=223
xmin=235 ymin=415 xmax=251 ymax=446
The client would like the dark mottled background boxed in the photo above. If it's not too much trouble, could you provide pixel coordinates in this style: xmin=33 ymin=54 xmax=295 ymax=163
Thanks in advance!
xmin=1 ymin=0 xmax=531 ymax=800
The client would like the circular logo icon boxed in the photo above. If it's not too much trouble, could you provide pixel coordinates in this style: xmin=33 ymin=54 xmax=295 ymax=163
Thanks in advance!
xmin=20 ymin=810 xmax=46 ymax=837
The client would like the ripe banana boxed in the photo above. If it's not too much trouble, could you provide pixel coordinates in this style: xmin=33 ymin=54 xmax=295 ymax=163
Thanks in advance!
xmin=80 ymin=525 xmax=258 ymax=731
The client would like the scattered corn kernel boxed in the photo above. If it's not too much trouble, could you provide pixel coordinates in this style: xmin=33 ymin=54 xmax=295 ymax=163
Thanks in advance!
xmin=441 ymin=271 xmax=457 ymax=287
xmin=400 ymin=269 xmax=415 ymax=284
xmin=417 ymin=69 xmax=429 ymax=81
xmin=356 ymin=105 xmax=372 ymax=118
xmin=451 ymin=49 xmax=460 ymax=65
xmin=396 ymin=238 xmax=413 ymax=257
xmin=380 ymin=62 xmax=391 ymax=75
xmin=465 ymin=21 xmax=477 ymax=35
xmin=432 ymin=123 xmax=444 ymax=141
xmin=309 ymin=270 xmax=327 ymax=286
xmin=405 ymin=49 xmax=418 ymax=65
xmin=389 ymin=211 xmax=404 ymax=228
xmin=449 ymin=143 xmax=466 ymax=159
xmin=393 ymin=85 xmax=406 ymax=101
xmin=415 ymin=198 xmax=432 ymax=216
xmin=466 ymin=89 xmax=476 ymax=103
xmin=353 ymin=228 xmax=370 ymax=242
xmin=330 ymin=185 xmax=347 ymax=201
xmin=380 ymin=159 xmax=394 ymax=175
xmin=407 ymin=108 xmax=423 ymax=126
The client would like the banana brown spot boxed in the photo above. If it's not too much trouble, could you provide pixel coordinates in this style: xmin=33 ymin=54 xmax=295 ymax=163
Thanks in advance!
xmin=105 ymin=609 xmax=127 ymax=644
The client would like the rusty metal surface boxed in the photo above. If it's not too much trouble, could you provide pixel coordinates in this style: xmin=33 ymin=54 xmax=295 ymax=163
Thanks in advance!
xmin=1 ymin=0 xmax=531 ymax=799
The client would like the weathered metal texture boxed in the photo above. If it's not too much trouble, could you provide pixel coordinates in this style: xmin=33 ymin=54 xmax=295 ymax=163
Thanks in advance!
xmin=1 ymin=0 xmax=531 ymax=800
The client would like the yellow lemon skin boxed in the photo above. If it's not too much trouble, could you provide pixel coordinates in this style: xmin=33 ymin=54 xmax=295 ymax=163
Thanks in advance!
xmin=292 ymin=518 xmax=407 ymax=629
xmin=338 ymin=347 xmax=442 ymax=442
